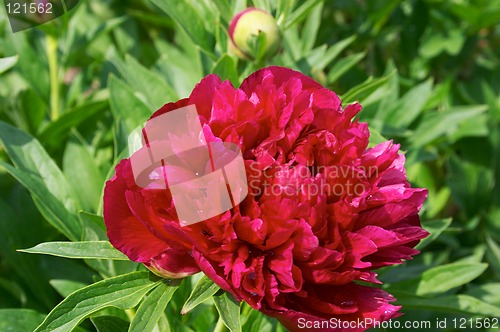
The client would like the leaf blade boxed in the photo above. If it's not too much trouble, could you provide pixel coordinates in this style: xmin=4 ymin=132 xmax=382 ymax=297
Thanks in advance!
xmin=19 ymin=241 xmax=129 ymax=261
xmin=181 ymin=275 xmax=220 ymax=314
xmin=129 ymin=279 xmax=181 ymax=332
xmin=34 ymin=272 xmax=159 ymax=332
xmin=417 ymin=262 xmax=488 ymax=296
xmin=213 ymin=291 xmax=242 ymax=332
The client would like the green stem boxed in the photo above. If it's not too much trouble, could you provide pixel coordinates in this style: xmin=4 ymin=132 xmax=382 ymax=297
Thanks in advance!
xmin=214 ymin=316 xmax=226 ymax=332
xmin=46 ymin=34 xmax=60 ymax=120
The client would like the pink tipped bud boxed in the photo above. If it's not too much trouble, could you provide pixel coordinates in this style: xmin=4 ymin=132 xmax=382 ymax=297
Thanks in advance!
xmin=229 ymin=8 xmax=280 ymax=61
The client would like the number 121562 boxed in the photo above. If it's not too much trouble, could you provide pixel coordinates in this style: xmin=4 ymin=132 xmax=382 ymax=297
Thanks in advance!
xmin=6 ymin=2 xmax=53 ymax=14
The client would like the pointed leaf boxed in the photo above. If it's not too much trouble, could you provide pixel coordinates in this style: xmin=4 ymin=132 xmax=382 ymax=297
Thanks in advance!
xmin=0 ymin=162 xmax=81 ymax=240
xmin=314 ymin=35 xmax=356 ymax=71
xmin=416 ymin=218 xmax=452 ymax=250
xmin=0 ymin=55 xmax=19 ymax=74
xmin=108 ymin=75 xmax=151 ymax=133
xmin=181 ymin=275 xmax=220 ymax=314
xmin=38 ymin=101 xmax=108 ymax=145
xmin=63 ymin=131 xmax=105 ymax=212
xmin=285 ymin=0 xmax=323 ymax=29
xmin=19 ymin=241 xmax=129 ymax=260
xmin=0 ymin=122 xmax=79 ymax=213
xmin=384 ymin=79 xmax=433 ymax=127
xmin=211 ymin=55 xmax=239 ymax=87
xmin=340 ymin=71 xmax=395 ymax=105
xmin=412 ymin=105 xmax=487 ymax=147
xmin=151 ymin=0 xmax=215 ymax=54
xmin=129 ymin=279 xmax=181 ymax=332
xmin=34 ymin=272 xmax=159 ymax=332
xmin=393 ymin=291 xmax=500 ymax=317
xmin=112 ymin=55 xmax=178 ymax=110
xmin=327 ymin=52 xmax=365 ymax=84
xmin=213 ymin=291 xmax=241 ymax=332
xmin=486 ymin=235 xmax=500 ymax=277
xmin=416 ymin=262 xmax=488 ymax=296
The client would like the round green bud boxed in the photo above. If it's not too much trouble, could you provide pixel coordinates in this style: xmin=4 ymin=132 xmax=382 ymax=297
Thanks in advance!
xmin=229 ymin=7 xmax=281 ymax=61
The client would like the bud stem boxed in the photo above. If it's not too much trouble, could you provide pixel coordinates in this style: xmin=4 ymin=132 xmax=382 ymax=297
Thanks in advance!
xmin=46 ymin=34 xmax=60 ymax=120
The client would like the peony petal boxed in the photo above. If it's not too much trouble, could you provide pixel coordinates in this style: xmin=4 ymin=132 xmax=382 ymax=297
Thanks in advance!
xmin=146 ymin=248 xmax=200 ymax=278
xmin=103 ymin=160 xmax=170 ymax=263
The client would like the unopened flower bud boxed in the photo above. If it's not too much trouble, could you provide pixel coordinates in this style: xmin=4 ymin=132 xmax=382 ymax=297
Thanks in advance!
xmin=229 ymin=8 xmax=281 ymax=61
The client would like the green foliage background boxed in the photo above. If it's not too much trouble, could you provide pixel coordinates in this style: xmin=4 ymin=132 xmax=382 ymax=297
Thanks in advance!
xmin=0 ymin=0 xmax=499 ymax=331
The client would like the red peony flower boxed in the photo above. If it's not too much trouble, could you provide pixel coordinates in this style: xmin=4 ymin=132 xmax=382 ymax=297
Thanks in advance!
xmin=104 ymin=66 xmax=428 ymax=331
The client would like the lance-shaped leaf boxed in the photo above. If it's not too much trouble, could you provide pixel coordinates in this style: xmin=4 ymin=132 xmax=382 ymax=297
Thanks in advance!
xmin=181 ymin=275 xmax=220 ymax=314
xmin=213 ymin=291 xmax=242 ymax=332
xmin=34 ymin=272 xmax=159 ymax=332
xmin=19 ymin=241 xmax=129 ymax=261
xmin=129 ymin=279 xmax=182 ymax=332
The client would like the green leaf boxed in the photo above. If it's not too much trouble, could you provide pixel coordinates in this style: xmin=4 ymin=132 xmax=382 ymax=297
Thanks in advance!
xmin=9 ymin=89 xmax=46 ymax=135
xmin=49 ymin=280 xmax=88 ymax=298
xmin=0 ymin=198 xmax=71 ymax=309
xmin=181 ymin=275 xmax=220 ymax=314
xmin=34 ymin=272 xmax=159 ymax=332
xmin=446 ymin=156 xmax=493 ymax=218
xmin=416 ymin=262 xmax=488 ymax=296
xmin=300 ymin=1 xmax=323 ymax=53
xmin=285 ymin=0 xmax=323 ymax=29
xmin=314 ymin=35 xmax=357 ymax=72
xmin=211 ymin=55 xmax=239 ymax=87
xmin=340 ymin=71 xmax=395 ymax=105
xmin=393 ymin=291 xmax=500 ymax=317
xmin=465 ymin=283 xmax=500 ymax=307
xmin=416 ymin=218 xmax=452 ymax=250
xmin=411 ymin=105 xmax=487 ymax=147
xmin=455 ymin=245 xmax=486 ymax=264
xmin=384 ymin=79 xmax=433 ymax=127
xmin=0 ymin=122 xmax=78 ymax=213
xmin=282 ymin=25 xmax=302 ymax=61
xmin=327 ymin=52 xmax=365 ymax=84
xmin=63 ymin=17 xmax=128 ymax=65
xmin=12 ymin=34 xmax=50 ymax=102
xmin=112 ymin=55 xmax=178 ymax=110
xmin=486 ymin=235 xmax=500 ymax=278
xmin=151 ymin=0 xmax=215 ymax=54
xmin=38 ymin=101 xmax=109 ymax=145
xmin=367 ymin=126 xmax=388 ymax=148
xmin=241 ymin=305 xmax=275 ymax=332
xmin=0 ymin=309 xmax=46 ymax=332
xmin=19 ymin=241 xmax=129 ymax=261
xmin=108 ymin=75 xmax=152 ymax=154
xmin=75 ymin=218 xmax=138 ymax=279
xmin=0 ymin=163 xmax=81 ymax=241
xmin=79 ymin=212 xmax=107 ymax=241
xmin=210 ymin=0 xmax=233 ymax=22
xmin=63 ymin=131 xmax=105 ymax=212
xmin=448 ymin=113 xmax=489 ymax=142
xmin=252 ymin=0 xmax=271 ymax=12
xmin=0 ymin=55 xmax=19 ymax=74
xmin=108 ymin=75 xmax=151 ymax=134
xmin=91 ymin=316 xmax=130 ymax=332
xmin=426 ymin=187 xmax=452 ymax=218
xmin=213 ymin=291 xmax=242 ymax=332
xmin=155 ymin=40 xmax=203 ymax=98
xmin=129 ymin=279 xmax=182 ymax=332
